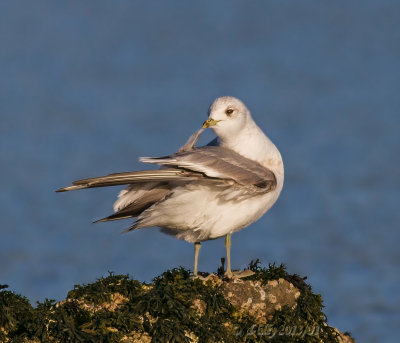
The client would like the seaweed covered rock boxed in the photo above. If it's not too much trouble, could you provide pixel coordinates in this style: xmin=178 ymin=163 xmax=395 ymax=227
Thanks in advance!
xmin=0 ymin=263 xmax=354 ymax=342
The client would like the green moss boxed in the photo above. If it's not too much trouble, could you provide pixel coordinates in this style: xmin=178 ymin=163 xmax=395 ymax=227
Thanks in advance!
xmin=245 ymin=259 xmax=288 ymax=283
xmin=67 ymin=272 xmax=143 ymax=304
xmin=129 ymin=268 xmax=235 ymax=342
xmin=79 ymin=309 xmax=139 ymax=342
xmin=1 ymin=274 xmax=145 ymax=343
xmin=1 ymin=264 xmax=341 ymax=343
xmin=266 ymin=286 xmax=338 ymax=342
xmin=0 ymin=290 xmax=33 ymax=340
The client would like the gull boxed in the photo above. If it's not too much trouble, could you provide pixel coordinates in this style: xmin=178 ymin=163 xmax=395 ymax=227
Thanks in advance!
xmin=57 ymin=96 xmax=284 ymax=277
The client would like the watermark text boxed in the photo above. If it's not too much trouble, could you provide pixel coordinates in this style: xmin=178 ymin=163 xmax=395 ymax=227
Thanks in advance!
xmin=233 ymin=324 xmax=320 ymax=339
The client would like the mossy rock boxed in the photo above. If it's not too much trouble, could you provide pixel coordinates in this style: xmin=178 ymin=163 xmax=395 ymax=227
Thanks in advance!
xmin=0 ymin=263 xmax=354 ymax=342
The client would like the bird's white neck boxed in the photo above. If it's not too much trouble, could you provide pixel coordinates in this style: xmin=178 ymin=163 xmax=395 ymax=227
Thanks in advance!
xmin=218 ymin=119 xmax=284 ymax=189
xmin=218 ymin=120 xmax=276 ymax=161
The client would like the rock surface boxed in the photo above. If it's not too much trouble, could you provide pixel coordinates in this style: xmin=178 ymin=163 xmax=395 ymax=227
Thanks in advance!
xmin=220 ymin=277 xmax=300 ymax=321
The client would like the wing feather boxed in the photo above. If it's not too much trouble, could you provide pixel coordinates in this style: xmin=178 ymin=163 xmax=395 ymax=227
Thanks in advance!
xmin=95 ymin=184 xmax=170 ymax=222
xmin=140 ymin=146 xmax=276 ymax=190
xmin=56 ymin=169 xmax=201 ymax=192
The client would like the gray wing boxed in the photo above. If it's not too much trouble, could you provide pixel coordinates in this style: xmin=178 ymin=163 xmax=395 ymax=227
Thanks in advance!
xmin=56 ymin=169 xmax=204 ymax=222
xmin=178 ymin=128 xmax=219 ymax=152
xmin=140 ymin=146 xmax=276 ymax=190
xmin=178 ymin=128 xmax=205 ymax=152
xmin=56 ymin=169 xmax=203 ymax=192
xmin=57 ymin=134 xmax=276 ymax=223
xmin=57 ymin=129 xmax=209 ymax=193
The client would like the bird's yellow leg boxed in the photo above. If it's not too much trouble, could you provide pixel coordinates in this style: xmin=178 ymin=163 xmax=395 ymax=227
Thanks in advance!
xmin=225 ymin=234 xmax=232 ymax=277
xmin=224 ymin=233 xmax=255 ymax=279
xmin=194 ymin=242 xmax=201 ymax=276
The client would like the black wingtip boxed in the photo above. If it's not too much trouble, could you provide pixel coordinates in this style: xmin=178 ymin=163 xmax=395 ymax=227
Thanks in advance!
xmin=93 ymin=218 xmax=107 ymax=224
xmin=93 ymin=216 xmax=122 ymax=223
xmin=94 ymin=214 xmax=136 ymax=224
xmin=121 ymin=223 xmax=138 ymax=234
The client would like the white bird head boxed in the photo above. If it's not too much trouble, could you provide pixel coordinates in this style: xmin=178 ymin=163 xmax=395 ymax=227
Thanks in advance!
xmin=203 ymin=96 xmax=252 ymax=140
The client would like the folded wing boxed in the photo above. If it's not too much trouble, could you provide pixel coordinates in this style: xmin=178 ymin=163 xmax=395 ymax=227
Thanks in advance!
xmin=140 ymin=146 xmax=276 ymax=190
xmin=56 ymin=145 xmax=276 ymax=223
xmin=56 ymin=169 xmax=202 ymax=192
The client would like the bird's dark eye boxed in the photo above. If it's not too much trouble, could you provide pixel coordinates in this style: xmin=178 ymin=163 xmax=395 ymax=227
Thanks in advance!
xmin=225 ymin=109 xmax=234 ymax=116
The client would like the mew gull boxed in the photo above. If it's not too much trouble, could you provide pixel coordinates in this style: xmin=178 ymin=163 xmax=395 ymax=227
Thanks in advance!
xmin=57 ymin=96 xmax=284 ymax=277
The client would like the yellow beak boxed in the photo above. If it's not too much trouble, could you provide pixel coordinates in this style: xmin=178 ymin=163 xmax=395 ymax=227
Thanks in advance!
xmin=202 ymin=118 xmax=220 ymax=128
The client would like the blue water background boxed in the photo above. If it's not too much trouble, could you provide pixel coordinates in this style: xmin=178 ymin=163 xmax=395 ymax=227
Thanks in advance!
xmin=1 ymin=1 xmax=399 ymax=342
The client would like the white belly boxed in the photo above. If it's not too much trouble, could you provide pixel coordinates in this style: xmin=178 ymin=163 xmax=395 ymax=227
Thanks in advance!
xmin=142 ymin=183 xmax=280 ymax=243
